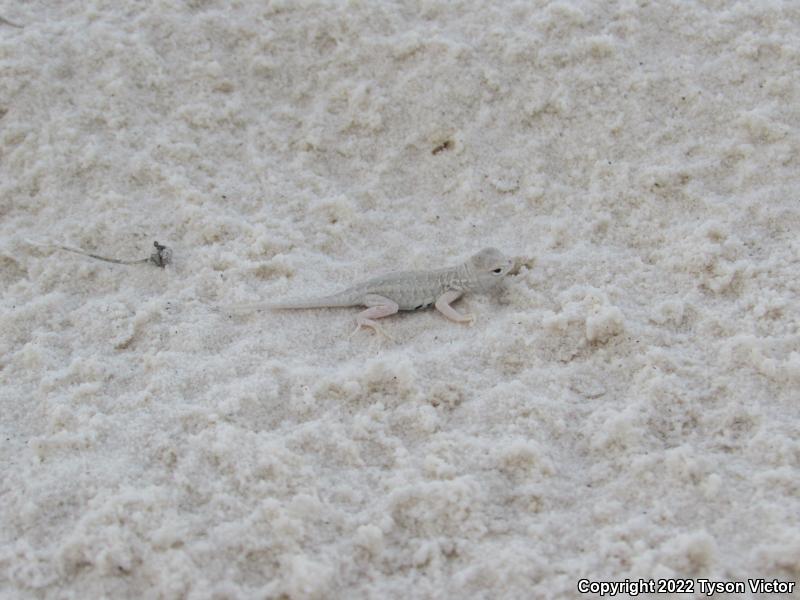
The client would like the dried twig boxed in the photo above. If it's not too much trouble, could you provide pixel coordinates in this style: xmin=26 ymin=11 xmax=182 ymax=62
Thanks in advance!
xmin=0 ymin=16 xmax=23 ymax=28
xmin=27 ymin=240 xmax=173 ymax=268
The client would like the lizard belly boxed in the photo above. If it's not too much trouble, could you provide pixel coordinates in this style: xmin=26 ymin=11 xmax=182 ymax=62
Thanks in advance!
xmin=369 ymin=276 xmax=452 ymax=311
xmin=367 ymin=291 xmax=429 ymax=311
xmin=405 ymin=296 xmax=435 ymax=311
xmin=396 ymin=286 xmax=441 ymax=311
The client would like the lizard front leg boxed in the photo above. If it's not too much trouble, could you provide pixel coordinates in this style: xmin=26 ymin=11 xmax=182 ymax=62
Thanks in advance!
xmin=351 ymin=294 xmax=399 ymax=338
xmin=435 ymin=290 xmax=475 ymax=324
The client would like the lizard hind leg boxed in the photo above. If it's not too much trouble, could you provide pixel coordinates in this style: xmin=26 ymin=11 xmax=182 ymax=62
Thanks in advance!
xmin=350 ymin=294 xmax=399 ymax=339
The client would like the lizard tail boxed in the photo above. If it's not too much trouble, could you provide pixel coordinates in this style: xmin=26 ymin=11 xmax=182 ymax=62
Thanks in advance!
xmin=223 ymin=290 xmax=362 ymax=313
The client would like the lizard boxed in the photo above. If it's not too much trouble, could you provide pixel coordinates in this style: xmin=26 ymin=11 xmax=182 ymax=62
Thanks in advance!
xmin=228 ymin=247 xmax=515 ymax=337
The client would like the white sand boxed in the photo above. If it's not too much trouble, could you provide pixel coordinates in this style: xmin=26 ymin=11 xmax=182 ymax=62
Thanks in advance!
xmin=1 ymin=1 xmax=799 ymax=598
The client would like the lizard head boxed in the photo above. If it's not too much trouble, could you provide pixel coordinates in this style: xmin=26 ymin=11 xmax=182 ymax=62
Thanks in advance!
xmin=467 ymin=247 xmax=515 ymax=291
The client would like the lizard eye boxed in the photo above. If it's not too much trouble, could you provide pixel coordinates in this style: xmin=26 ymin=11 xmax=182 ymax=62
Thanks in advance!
xmin=492 ymin=268 xmax=503 ymax=274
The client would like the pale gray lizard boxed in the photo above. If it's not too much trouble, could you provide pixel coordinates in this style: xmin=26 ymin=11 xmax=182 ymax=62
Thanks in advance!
xmin=229 ymin=248 xmax=514 ymax=336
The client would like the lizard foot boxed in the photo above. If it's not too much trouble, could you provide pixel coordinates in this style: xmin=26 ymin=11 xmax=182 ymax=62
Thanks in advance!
xmin=351 ymin=301 xmax=399 ymax=341
xmin=435 ymin=291 xmax=476 ymax=325
xmin=350 ymin=319 xmax=395 ymax=341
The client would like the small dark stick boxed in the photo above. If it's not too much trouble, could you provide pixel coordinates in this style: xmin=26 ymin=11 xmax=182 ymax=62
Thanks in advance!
xmin=28 ymin=239 xmax=173 ymax=268
xmin=0 ymin=16 xmax=23 ymax=28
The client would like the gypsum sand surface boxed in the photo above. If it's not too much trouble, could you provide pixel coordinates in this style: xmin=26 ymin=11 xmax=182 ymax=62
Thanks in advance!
xmin=1 ymin=0 xmax=799 ymax=598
